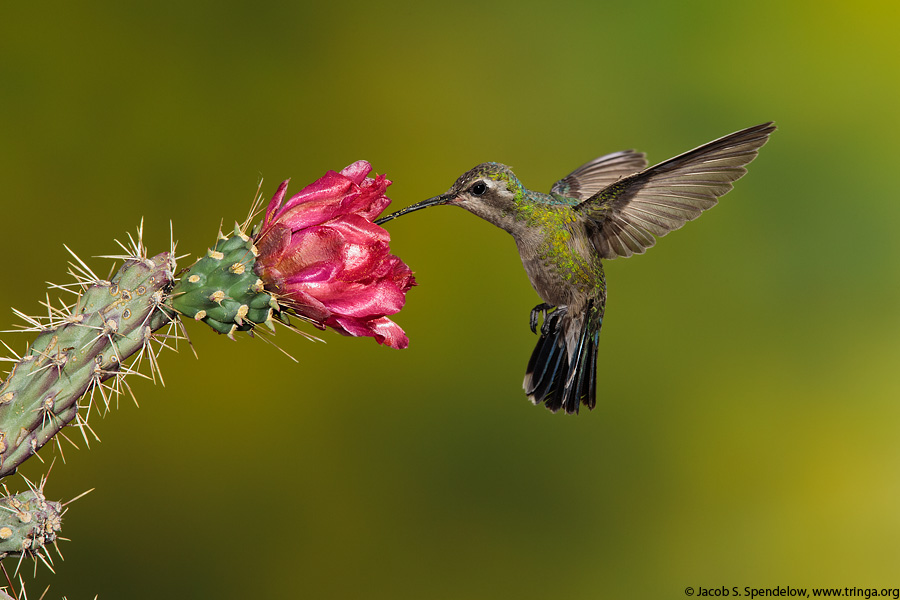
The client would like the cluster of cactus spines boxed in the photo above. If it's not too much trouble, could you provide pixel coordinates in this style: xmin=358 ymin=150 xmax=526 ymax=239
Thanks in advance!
xmin=169 ymin=224 xmax=280 ymax=338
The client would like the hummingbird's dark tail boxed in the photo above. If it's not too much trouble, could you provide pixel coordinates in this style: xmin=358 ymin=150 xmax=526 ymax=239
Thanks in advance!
xmin=524 ymin=301 xmax=601 ymax=414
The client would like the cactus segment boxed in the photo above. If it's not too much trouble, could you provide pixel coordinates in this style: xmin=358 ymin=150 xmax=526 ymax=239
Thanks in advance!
xmin=0 ymin=253 xmax=176 ymax=478
xmin=169 ymin=225 xmax=279 ymax=337
xmin=0 ymin=488 xmax=62 ymax=559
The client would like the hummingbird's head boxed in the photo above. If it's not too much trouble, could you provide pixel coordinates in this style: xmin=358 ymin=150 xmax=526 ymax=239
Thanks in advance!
xmin=375 ymin=162 xmax=524 ymax=227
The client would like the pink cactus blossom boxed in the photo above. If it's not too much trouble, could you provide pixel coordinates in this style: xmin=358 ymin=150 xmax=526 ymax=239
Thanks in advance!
xmin=254 ymin=161 xmax=416 ymax=349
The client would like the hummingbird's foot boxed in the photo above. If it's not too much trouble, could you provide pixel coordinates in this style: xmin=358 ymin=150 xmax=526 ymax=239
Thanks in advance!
xmin=541 ymin=305 xmax=568 ymax=337
xmin=530 ymin=303 xmax=554 ymax=334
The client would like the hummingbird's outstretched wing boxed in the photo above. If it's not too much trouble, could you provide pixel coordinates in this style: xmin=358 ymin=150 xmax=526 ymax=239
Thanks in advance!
xmin=576 ymin=122 xmax=776 ymax=259
xmin=550 ymin=150 xmax=647 ymax=201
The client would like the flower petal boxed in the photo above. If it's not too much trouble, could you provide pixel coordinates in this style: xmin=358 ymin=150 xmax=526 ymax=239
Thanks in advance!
xmin=273 ymin=173 xmax=357 ymax=230
xmin=339 ymin=160 xmax=372 ymax=184
xmin=329 ymin=315 xmax=410 ymax=349
xmin=317 ymin=279 xmax=408 ymax=319
xmin=342 ymin=174 xmax=393 ymax=221
xmin=325 ymin=213 xmax=391 ymax=245
xmin=263 ymin=179 xmax=291 ymax=228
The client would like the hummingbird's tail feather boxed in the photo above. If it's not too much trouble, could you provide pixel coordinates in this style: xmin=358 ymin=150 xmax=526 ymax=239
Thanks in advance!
xmin=524 ymin=302 xmax=600 ymax=414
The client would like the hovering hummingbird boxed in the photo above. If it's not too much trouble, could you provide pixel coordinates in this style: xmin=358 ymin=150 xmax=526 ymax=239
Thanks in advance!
xmin=376 ymin=122 xmax=775 ymax=414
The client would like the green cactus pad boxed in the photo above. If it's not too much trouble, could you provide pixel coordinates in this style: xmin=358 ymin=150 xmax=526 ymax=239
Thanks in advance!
xmin=169 ymin=225 xmax=279 ymax=337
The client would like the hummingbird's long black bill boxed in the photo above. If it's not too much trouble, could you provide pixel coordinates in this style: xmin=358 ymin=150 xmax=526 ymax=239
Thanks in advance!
xmin=375 ymin=195 xmax=449 ymax=225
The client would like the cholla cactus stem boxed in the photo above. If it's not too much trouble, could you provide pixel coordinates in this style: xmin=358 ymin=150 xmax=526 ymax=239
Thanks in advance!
xmin=0 ymin=225 xmax=179 ymax=478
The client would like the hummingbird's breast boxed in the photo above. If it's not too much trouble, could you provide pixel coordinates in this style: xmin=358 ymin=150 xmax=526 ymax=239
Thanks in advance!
xmin=512 ymin=202 xmax=605 ymax=307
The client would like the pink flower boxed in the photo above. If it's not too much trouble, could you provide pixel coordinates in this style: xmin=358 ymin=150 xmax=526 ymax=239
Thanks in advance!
xmin=253 ymin=161 xmax=416 ymax=349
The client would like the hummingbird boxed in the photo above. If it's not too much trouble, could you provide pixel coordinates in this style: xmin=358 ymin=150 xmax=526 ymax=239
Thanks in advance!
xmin=376 ymin=123 xmax=775 ymax=414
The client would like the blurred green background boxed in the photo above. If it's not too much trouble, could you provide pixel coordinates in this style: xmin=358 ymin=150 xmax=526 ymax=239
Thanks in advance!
xmin=2 ymin=0 xmax=899 ymax=598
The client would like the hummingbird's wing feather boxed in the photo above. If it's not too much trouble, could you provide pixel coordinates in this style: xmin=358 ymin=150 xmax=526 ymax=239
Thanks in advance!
xmin=576 ymin=122 xmax=775 ymax=259
xmin=550 ymin=150 xmax=647 ymax=201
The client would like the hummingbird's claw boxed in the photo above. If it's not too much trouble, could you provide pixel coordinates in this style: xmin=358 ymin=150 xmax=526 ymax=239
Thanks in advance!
xmin=541 ymin=306 xmax=568 ymax=337
xmin=530 ymin=303 xmax=553 ymax=334
xmin=530 ymin=304 xmax=567 ymax=336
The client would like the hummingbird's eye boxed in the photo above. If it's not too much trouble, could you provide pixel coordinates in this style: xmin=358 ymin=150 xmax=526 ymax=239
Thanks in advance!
xmin=471 ymin=181 xmax=487 ymax=196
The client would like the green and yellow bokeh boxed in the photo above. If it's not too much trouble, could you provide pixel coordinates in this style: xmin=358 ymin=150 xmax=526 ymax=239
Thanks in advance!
xmin=1 ymin=0 xmax=899 ymax=597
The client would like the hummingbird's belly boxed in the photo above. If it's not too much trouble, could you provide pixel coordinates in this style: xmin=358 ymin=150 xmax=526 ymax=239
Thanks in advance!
xmin=513 ymin=214 xmax=605 ymax=306
xmin=518 ymin=245 xmax=604 ymax=306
